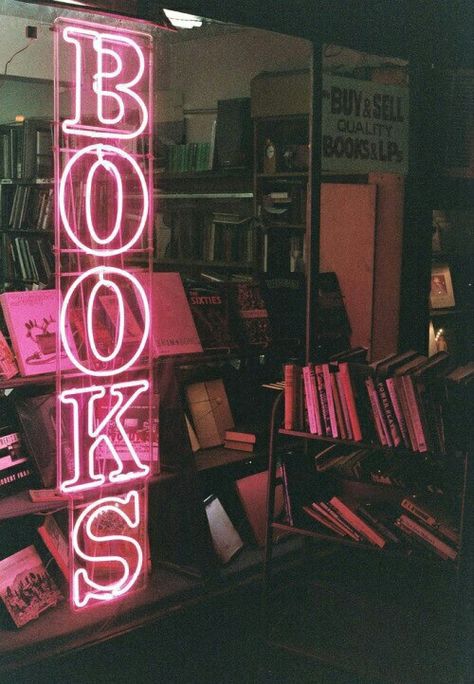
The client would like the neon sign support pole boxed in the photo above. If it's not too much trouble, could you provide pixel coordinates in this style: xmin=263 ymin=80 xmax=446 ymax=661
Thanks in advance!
xmin=54 ymin=18 xmax=154 ymax=610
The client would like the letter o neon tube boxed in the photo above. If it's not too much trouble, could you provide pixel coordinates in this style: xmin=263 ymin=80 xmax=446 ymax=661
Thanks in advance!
xmin=60 ymin=266 xmax=150 ymax=377
xmin=59 ymin=143 xmax=148 ymax=256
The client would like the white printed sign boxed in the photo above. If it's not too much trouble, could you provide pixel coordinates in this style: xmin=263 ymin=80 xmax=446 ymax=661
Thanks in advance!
xmin=321 ymin=75 xmax=409 ymax=174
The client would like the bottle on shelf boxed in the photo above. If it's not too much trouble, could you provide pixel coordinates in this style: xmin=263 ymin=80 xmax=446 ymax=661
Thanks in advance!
xmin=263 ymin=138 xmax=277 ymax=174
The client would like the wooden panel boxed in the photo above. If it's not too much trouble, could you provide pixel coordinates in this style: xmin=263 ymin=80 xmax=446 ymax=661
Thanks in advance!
xmin=369 ymin=173 xmax=404 ymax=361
xmin=320 ymin=183 xmax=377 ymax=352
xmin=250 ymin=70 xmax=310 ymax=118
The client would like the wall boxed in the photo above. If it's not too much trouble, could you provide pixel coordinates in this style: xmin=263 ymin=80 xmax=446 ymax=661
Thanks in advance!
xmin=167 ymin=28 xmax=312 ymax=142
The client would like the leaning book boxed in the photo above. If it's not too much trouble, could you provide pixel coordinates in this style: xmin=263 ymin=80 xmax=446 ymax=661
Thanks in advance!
xmin=0 ymin=545 xmax=63 ymax=628
xmin=0 ymin=289 xmax=77 ymax=376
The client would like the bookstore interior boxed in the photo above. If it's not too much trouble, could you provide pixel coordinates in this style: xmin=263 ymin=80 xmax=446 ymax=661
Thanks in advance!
xmin=0 ymin=0 xmax=472 ymax=681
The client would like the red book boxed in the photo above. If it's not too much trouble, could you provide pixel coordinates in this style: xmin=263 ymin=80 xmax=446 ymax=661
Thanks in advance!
xmin=138 ymin=272 xmax=203 ymax=357
xmin=338 ymin=362 xmax=362 ymax=441
xmin=329 ymin=496 xmax=386 ymax=548
xmin=322 ymin=364 xmax=338 ymax=438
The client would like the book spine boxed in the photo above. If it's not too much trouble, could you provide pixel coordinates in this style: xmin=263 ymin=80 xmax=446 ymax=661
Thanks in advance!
xmin=385 ymin=377 xmax=410 ymax=449
xmin=365 ymin=376 xmax=390 ymax=446
xmin=283 ymin=363 xmax=299 ymax=430
xmin=314 ymin=364 xmax=331 ymax=436
xmin=397 ymin=514 xmax=457 ymax=560
xmin=376 ymin=380 xmax=401 ymax=447
xmin=400 ymin=498 xmax=460 ymax=546
xmin=302 ymin=365 xmax=318 ymax=434
xmin=338 ymin=362 xmax=362 ymax=441
xmin=330 ymin=372 xmax=346 ymax=440
xmin=320 ymin=501 xmax=362 ymax=541
xmin=356 ymin=506 xmax=401 ymax=544
xmin=329 ymin=496 xmax=386 ymax=548
xmin=303 ymin=505 xmax=345 ymax=536
xmin=311 ymin=502 xmax=352 ymax=537
xmin=393 ymin=376 xmax=418 ymax=451
xmin=401 ymin=375 xmax=428 ymax=452
xmin=335 ymin=370 xmax=353 ymax=440
xmin=322 ymin=364 xmax=338 ymax=438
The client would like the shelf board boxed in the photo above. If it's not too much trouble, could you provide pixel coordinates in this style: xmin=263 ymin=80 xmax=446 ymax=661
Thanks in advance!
xmin=0 ymin=373 xmax=55 ymax=390
xmin=430 ymin=307 xmax=473 ymax=317
xmin=0 ymin=536 xmax=298 ymax=674
xmin=257 ymin=172 xmax=308 ymax=178
xmin=195 ymin=445 xmax=265 ymax=471
xmin=0 ymin=229 xmax=53 ymax=236
xmin=277 ymin=428 xmax=433 ymax=457
xmin=263 ymin=222 xmax=306 ymax=230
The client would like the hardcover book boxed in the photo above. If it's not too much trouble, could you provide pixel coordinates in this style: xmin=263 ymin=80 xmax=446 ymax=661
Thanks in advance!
xmin=142 ymin=272 xmax=203 ymax=357
xmin=0 ymin=330 xmax=18 ymax=379
xmin=228 ymin=281 xmax=272 ymax=349
xmin=0 ymin=290 xmax=77 ymax=376
xmin=204 ymin=494 xmax=244 ymax=564
xmin=258 ymin=273 xmax=305 ymax=350
xmin=235 ymin=469 xmax=287 ymax=547
xmin=185 ymin=280 xmax=237 ymax=351
xmin=13 ymin=393 xmax=59 ymax=489
xmin=37 ymin=514 xmax=69 ymax=579
xmin=0 ymin=399 xmax=34 ymax=496
xmin=186 ymin=379 xmax=234 ymax=448
xmin=0 ymin=545 xmax=62 ymax=628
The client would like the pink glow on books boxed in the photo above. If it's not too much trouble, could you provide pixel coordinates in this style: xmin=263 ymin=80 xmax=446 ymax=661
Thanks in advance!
xmin=59 ymin=144 xmax=148 ymax=257
xmin=60 ymin=266 xmax=150 ymax=377
xmin=59 ymin=380 xmax=150 ymax=494
xmin=72 ymin=490 xmax=143 ymax=608
xmin=62 ymin=25 xmax=148 ymax=139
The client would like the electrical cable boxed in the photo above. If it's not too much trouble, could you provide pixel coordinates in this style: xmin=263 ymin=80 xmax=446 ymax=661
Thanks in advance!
xmin=0 ymin=40 xmax=34 ymax=91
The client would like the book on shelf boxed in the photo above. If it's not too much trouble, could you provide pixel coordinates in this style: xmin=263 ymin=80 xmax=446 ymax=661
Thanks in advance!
xmin=400 ymin=495 xmax=460 ymax=547
xmin=0 ymin=289 xmax=77 ymax=376
xmin=302 ymin=364 xmax=322 ymax=435
xmin=37 ymin=514 xmax=69 ymax=580
xmin=13 ymin=392 xmax=58 ymax=489
xmin=186 ymin=379 xmax=234 ymax=449
xmin=224 ymin=427 xmax=263 ymax=453
xmin=0 ymin=329 xmax=18 ymax=379
xmin=0 ymin=119 xmax=52 ymax=181
xmin=283 ymin=362 xmax=303 ymax=431
xmin=395 ymin=513 xmax=457 ymax=561
xmin=228 ymin=281 xmax=272 ymax=349
xmin=224 ymin=439 xmax=254 ymax=452
xmin=235 ymin=468 xmax=287 ymax=547
xmin=137 ymin=272 xmax=203 ymax=357
xmin=0 ymin=545 xmax=62 ymax=628
xmin=184 ymin=280 xmax=237 ymax=352
xmin=204 ymin=494 xmax=244 ymax=564
xmin=0 ymin=398 xmax=35 ymax=497
xmin=328 ymin=496 xmax=387 ymax=548
xmin=258 ymin=273 xmax=306 ymax=351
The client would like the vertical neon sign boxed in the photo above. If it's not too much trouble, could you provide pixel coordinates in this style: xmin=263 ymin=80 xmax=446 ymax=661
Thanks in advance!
xmin=54 ymin=18 xmax=153 ymax=609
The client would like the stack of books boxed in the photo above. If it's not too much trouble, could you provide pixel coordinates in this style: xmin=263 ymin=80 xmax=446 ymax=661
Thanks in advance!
xmin=224 ymin=429 xmax=258 ymax=453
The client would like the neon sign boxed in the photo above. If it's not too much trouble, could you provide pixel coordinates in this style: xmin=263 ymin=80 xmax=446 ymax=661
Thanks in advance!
xmin=54 ymin=18 xmax=153 ymax=610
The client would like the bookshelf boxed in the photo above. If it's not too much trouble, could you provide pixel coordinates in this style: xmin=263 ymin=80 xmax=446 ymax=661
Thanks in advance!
xmin=252 ymin=114 xmax=309 ymax=274
xmin=429 ymin=179 xmax=474 ymax=364
xmin=262 ymin=361 xmax=473 ymax=683
xmin=0 ymin=118 xmax=54 ymax=293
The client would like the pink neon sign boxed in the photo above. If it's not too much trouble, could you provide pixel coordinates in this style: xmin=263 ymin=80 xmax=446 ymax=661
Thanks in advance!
xmin=55 ymin=17 xmax=153 ymax=610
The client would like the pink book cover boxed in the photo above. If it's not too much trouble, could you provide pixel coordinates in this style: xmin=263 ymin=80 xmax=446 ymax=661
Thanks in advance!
xmin=138 ymin=272 xmax=203 ymax=357
xmin=0 ymin=289 xmax=77 ymax=376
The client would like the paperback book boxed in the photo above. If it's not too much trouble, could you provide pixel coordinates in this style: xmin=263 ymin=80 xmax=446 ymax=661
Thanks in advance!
xmin=0 ymin=545 xmax=62 ymax=628
xmin=0 ymin=290 xmax=77 ymax=376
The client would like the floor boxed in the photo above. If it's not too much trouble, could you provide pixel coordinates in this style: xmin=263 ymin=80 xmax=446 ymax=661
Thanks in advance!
xmin=6 ymin=581 xmax=377 ymax=684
